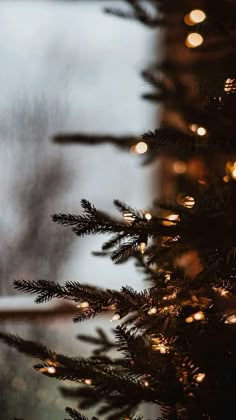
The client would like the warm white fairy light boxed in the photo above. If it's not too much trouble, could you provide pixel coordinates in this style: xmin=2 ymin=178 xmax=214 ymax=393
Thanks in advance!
xmin=163 ymin=291 xmax=177 ymax=301
xmin=168 ymin=214 xmax=180 ymax=222
xmin=165 ymin=273 xmax=171 ymax=282
xmin=189 ymin=10 xmax=206 ymax=23
xmin=185 ymin=316 xmax=194 ymax=323
xmin=139 ymin=242 xmax=147 ymax=254
xmin=77 ymin=301 xmax=90 ymax=309
xmin=189 ymin=123 xmax=198 ymax=132
xmin=186 ymin=311 xmax=204 ymax=323
xmin=148 ymin=307 xmax=157 ymax=315
xmin=110 ymin=313 xmax=121 ymax=322
xmin=196 ymin=126 xmax=207 ymax=136
xmin=47 ymin=366 xmax=56 ymax=374
xmin=133 ymin=141 xmax=148 ymax=155
xmin=173 ymin=161 xmax=187 ymax=174
xmin=195 ymin=372 xmax=206 ymax=383
xmin=144 ymin=212 xmax=152 ymax=221
xmin=84 ymin=379 xmax=92 ymax=385
xmin=193 ymin=311 xmax=204 ymax=321
xmin=123 ymin=211 xmax=135 ymax=223
xmin=143 ymin=380 xmax=149 ymax=387
xmin=225 ymin=161 xmax=236 ymax=180
xmin=189 ymin=123 xmax=207 ymax=136
xmin=224 ymin=78 xmax=235 ymax=93
xmin=185 ymin=33 xmax=203 ymax=48
xmin=213 ymin=287 xmax=229 ymax=297
xmin=152 ymin=337 xmax=169 ymax=354
xmin=183 ymin=196 xmax=195 ymax=208
xmin=225 ymin=314 xmax=236 ymax=324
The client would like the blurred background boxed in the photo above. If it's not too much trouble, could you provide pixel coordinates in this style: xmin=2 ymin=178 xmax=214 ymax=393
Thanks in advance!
xmin=0 ymin=1 xmax=160 ymax=418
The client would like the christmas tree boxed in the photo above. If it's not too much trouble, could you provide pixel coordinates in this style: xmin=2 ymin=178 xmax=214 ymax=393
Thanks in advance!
xmin=1 ymin=1 xmax=236 ymax=419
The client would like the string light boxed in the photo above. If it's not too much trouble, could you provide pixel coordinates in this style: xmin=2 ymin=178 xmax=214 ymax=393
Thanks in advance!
xmin=225 ymin=314 xmax=236 ymax=324
xmin=225 ymin=161 xmax=236 ymax=180
xmin=139 ymin=242 xmax=147 ymax=254
xmin=110 ymin=313 xmax=121 ymax=322
xmin=168 ymin=214 xmax=180 ymax=222
xmin=123 ymin=211 xmax=135 ymax=223
xmin=143 ymin=380 xmax=149 ymax=387
xmin=185 ymin=33 xmax=203 ymax=48
xmin=189 ymin=123 xmax=207 ymax=136
xmin=189 ymin=123 xmax=198 ymax=132
xmin=163 ymin=214 xmax=179 ymax=226
xmin=165 ymin=273 xmax=171 ymax=282
xmin=77 ymin=301 xmax=90 ymax=309
xmin=148 ymin=307 xmax=157 ymax=315
xmin=173 ymin=160 xmax=187 ymax=174
xmin=84 ymin=379 xmax=92 ymax=385
xmin=186 ymin=311 xmax=204 ymax=323
xmin=39 ymin=366 xmax=56 ymax=374
xmin=130 ymin=141 xmax=148 ymax=155
xmin=213 ymin=287 xmax=229 ymax=297
xmin=189 ymin=10 xmax=206 ymax=24
xmin=144 ymin=212 xmax=152 ymax=221
xmin=152 ymin=337 xmax=169 ymax=354
xmin=185 ymin=316 xmax=194 ymax=323
xmin=163 ymin=291 xmax=177 ymax=300
xmin=183 ymin=196 xmax=195 ymax=208
xmin=195 ymin=372 xmax=206 ymax=383
xmin=224 ymin=78 xmax=235 ymax=93
xmin=196 ymin=126 xmax=207 ymax=136
xmin=193 ymin=311 xmax=204 ymax=321
xmin=198 ymin=179 xmax=206 ymax=185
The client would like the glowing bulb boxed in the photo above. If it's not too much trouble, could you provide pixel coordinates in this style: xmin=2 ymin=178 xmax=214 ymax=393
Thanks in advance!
xmin=198 ymin=179 xmax=206 ymax=185
xmin=224 ymin=78 xmax=235 ymax=93
xmin=84 ymin=379 xmax=92 ymax=385
xmin=77 ymin=301 xmax=90 ymax=309
xmin=47 ymin=366 xmax=56 ymax=375
xmin=213 ymin=287 xmax=229 ymax=297
xmin=152 ymin=338 xmax=169 ymax=354
xmin=189 ymin=10 xmax=206 ymax=23
xmin=185 ymin=33 xmax=203 ymax=48
xmin=193 ymin=311 xmax=205 ymax=321
xmin=134 ymin=141 xmax=148 ymax=155
xmin=225 ymin=314 xmax=236 ymax=324
xmin=195 ymin=372 xmax=206 ymax=383
xmin=225 ymin=161 xmax=236 ymax=180
xmin=124 ymin=211 xmax=135 ymax=223
xmin=148 ymin=307 xmax=157 ymax=315
xmin=110 ymin=314 xmax=121 ymax=322
xmin=139 ymin=242 xmax=146 ymax=254
xmin=183 ymin=196 xmax=195 ymax=208
xmin=173 ymin=161 xmax=187 ymax=174
xmin=184 ymin=14 xmax=195 ymax=26
xmin=163 ymin=291 xmax=177 ymax=301
xmin=167 ymin=214 xmax=179 ymax=222
xmin=223 ymin=175 xmax=230 ymax=183
xmin=196 ymin=127 xmax=207 ymax=136
xmin=143 ymin=380 xmax=149 ymax=387
xmin=145 ymin=212 xmax=152 ymax=221
xmin=185 ymin=316 xmax=194 ymax=323
xmin=165 ymin=273 xmax=171 ymax=281
xmin=189 ymin=123 xmax=198 ymax=132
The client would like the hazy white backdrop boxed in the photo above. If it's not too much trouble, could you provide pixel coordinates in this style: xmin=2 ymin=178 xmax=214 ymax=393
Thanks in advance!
xmin=0 ymin=1 xmax=160 ymax=418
